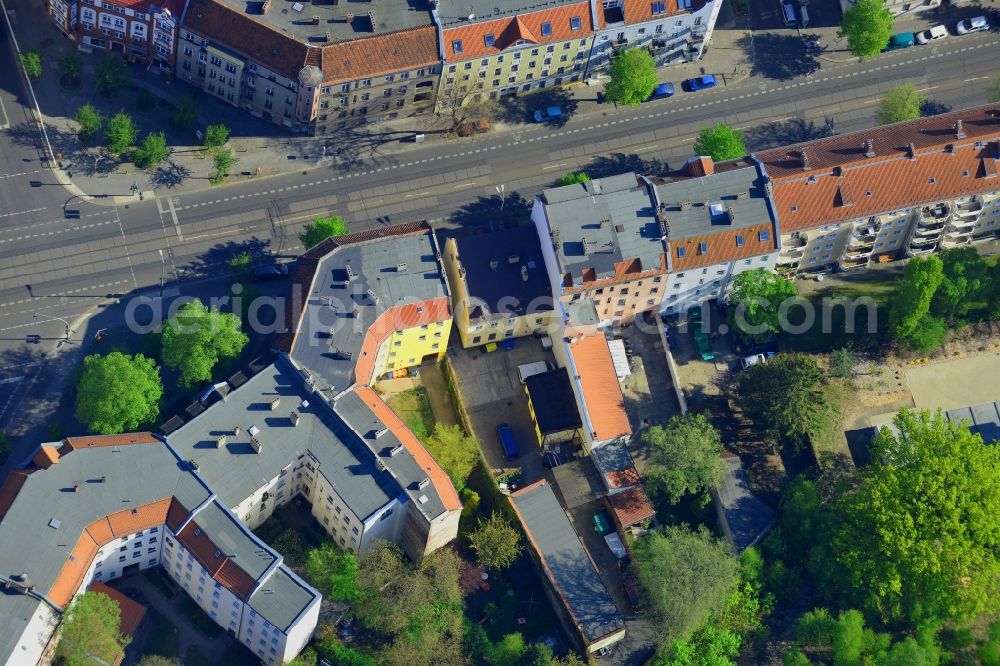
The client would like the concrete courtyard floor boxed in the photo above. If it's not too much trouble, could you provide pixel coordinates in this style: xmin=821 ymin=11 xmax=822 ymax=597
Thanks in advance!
xmin=904 ymin=353 xmax=1000 ymax=412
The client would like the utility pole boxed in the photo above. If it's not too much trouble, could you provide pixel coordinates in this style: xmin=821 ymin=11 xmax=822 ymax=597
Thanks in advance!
xmin=158 ymin=249 xmax=165 ymax=298
xmin=33 ymin=312 xmax=71 ymax=340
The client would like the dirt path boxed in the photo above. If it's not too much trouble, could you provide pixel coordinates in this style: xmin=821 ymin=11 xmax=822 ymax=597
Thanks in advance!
xmin=419 ymin=363 xmax=459 ymax=427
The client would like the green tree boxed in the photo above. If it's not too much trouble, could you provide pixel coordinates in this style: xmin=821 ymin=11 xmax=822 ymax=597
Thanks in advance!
xmin=75 ymin=352 xmax=162 ymax=434
xmin=299 ymin=215 xmax=349 ymax=250
xmin=211 ymin=147 xmax=237 ymax=183
xmin=839 ymin=0 xmax=894 ymax=60
xmin=106 ymin=111 xmax=138 ymax=156
xmin=727 ymin=268 xmax=796 ymax=339
xmin=931 ymin=246 xmax=988 ymax=322
xmin=161 ymin=299 xmax=248 ymax=388
xmin=423 ymin=422 xmax=478 ymax=490
xmin=832 ymin=609 xmax=866 ymax=666
xmin=693 ymin=123 xmax=747 ymax=162
xmin=56 ymin=591 xmax=130 ymax=664
xmin=833 ymin=409 xmax=1000 ymax=625
xmin=94 ymin=55 xmax=126 ymax=96
xmin=20 ymin=49 xmax=41 ymax=79
xmin=980 ymin=619 xmax=1000 ymax=665
xmin=796 ymin=608 xmax=836 ymax=649
xmin=133 ymin=131 xmax=171 ymax=169
xmin=490 ymin=633 xmax=527 ymax=666
xmin=989 ymin=74 xmax=1000 ymax=104
xmin=304 ymin=543 xmax=360 ymax=601
xmin=604 ymin=47 xmax=658 ymax=107
xmin=829 ymin=348 xmax=856 ymax=379
xmin=229 ymin=250 xmax=251 ymax=276
xmin=203 ymin=123 xmax=230 ymax=149
xmin=734 ymin=355 xmax=839 ymax=449
xmin=468 ymin=512 xmax=522 ymax=570
xmin=875 ymin=83 xmax=924 ymax=125
xmin=889 ymin=255 xmax=945 ymax=351
xmin=74 ymin=104 xmax=103 ymax=142
xmin=169 ymin=93 xmax=199 ymax=130
xmin=58 ymin=51 xmax=82 ymax=84
xmin=641 ymin=413 xmax=725 ymax=504
xmin=783 ymin=649 xmax=812 ymax=666
xmin=137 ymin=657 xmax=182 ymax=666
xmin=556 ymin=171 xmax=590 ymax=186
xmin=136 ymin=88 xmax=156 ymax=113
xmin=634 ymin=526 xmax=740 ymax=647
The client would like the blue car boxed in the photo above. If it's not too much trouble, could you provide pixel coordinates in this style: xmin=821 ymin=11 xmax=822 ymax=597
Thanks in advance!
xmin=647 ymin=82 xmax=675 ymax=100
xmin=533 ymin=106 xmax=563 ymax=122
xmin=685 ymin=75 xmax=717 ymax=91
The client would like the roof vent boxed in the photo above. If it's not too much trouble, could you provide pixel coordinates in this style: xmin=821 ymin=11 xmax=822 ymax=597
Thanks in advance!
xmin=248 ymin=425 xmax=260 ymax=437
xmin=250 ymin=436 xmax=263 ymax=454
xmin=270 ymin=397 xmax=281 ymax=411
xmin=799 ymin=150 xmax=810 ymax=171
xmin=864 ymin=138 xmax=875 ymax=158
xmin=291 ymin=1 xmax=303 ymax=11
xmin=396 ymin=262 xmax=407 ymax=272
xmin=390 ymin=444 xmax=404 ymax=456
xmin=216 ymin=434 xmax=227 ymax=448
xmin=290 ymin=411 xmax=300 ymax=427
xmin=418 ymin=495 xmax=429 ymax=504
xmin=955 ymin=119 xmax=966 ymax=139
xmin=418 ymin=477 xmax=431 ymax=489
xmin=507 ymin=254 xmax=520 ymax=264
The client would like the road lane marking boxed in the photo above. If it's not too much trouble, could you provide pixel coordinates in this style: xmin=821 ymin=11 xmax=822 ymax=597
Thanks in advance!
xmin=453 ymin=182 xmax=476 ymax=189
xmin=541 ymin=162 xmax=568 ymax=171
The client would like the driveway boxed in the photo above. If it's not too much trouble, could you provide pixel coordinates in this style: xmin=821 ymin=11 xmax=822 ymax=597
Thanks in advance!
xmin=446 ymin=337 xmax=555 ymax=486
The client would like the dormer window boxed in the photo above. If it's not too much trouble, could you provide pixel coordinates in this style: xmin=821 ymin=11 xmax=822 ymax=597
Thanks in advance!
xmin=540 ymin=22 xmax=552 ymax=37
xmin=677 ymin=246 xmax=686 ymax=258
xmin=484 ymin=33 xmax=495 ymax=47
xmin=698 ymin=242 xmax=708 ymax=255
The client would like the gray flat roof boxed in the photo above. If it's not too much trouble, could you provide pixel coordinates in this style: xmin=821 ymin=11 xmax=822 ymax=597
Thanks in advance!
xmin=946 ymin=401 xmax=1000 ymax=444
xmin=653 ymin=165 xmax=774 ymax=240
xmin=248 ymin=564 xmax=317 ymax=633
xmin=714 ymin=455 xmax=775 ymax=552
xmin=192 ymin=500 xmax=278 ymax=582
xmin=290 ymin=232 xmax=447 ymax=394
xmin=168 ymin=357 xmax=398 ymax=522
xmin=541 ymin=174 xmax=663 ymax=284
xmin=437 ymin=0 xmax=582 ymax=28
xmin=510 ymin=481 xmax=624 ymax=645
xmin=454 ymin=227 xmax=552 ymax=320
xmin=218 ymin=0 xmax=434 ymax=45
xmin=0 ymin=593 xmax=48 ymax=659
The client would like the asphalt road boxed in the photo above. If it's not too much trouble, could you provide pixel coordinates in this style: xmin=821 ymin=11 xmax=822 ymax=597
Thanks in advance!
xmin=0 ymin=26 xmax=998 ymax=390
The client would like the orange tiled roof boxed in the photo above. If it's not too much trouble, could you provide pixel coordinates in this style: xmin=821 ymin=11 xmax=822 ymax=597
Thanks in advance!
xmin=667 ymin=223 xmax=777 ymax=271
xmin=354 ymin=385 xmax=462 ymax=512
xmin=442 ymin=2 xmax=593 ymax=61
xmin=353 ymin=296 xmax=452 ymax=385
xmin=321 ymin=26 xmax=439 ymax=83
xmin=88 ymin=581 xmax=147 ymax=637
xmin=177 ymin=520 xmax=257 ymax=600
xmin=756 ymin=105 xmax=1000 ymax=233
xmin=607 ymin=467 xmax=640 ymax=489
xmin=568 ymin=334 xmax=631 ymax=441
xmin=32 ymin=445 xmax=61 ymax=469
xmin=62 ymin=432 xmax=160 ymax=450
xmin=607 ymin=485 xmax=655 ymax=527
xmin=166 ymin=497 xmax=191 ymax=532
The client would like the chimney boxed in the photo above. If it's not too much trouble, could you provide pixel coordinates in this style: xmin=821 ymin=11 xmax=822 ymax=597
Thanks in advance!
xmin=396 ymin=262 xmax=407 ymax=272
xmin=736 ymin=191 xmax=748 ymax=199
xmin=290 ymin=411 xmax=300 ymax=427
xmin=507 ymin=254 xmax=519 ymax=264
xmin=375 ymin=427 xmax=389 ymax=438
xmin=215 ymin=434 xmax=227 ymax=448
xmin=99 ymin=476 xmax=106 ymax=483
xmin=800 ymin=150 xmax=810 ymax=170
xmin=311 ymin=15 xmax=319 ymax=24
xmin=726 ymin=207 xmax=736 ymax=224
xmin=367 ymin=10 xmax=375 ymax=30
xmin=366 ymin=289 xmax=379 ymax=304
xmin=907 ymin=142 xmax=916 ymax=159
xmin=521 ymin=265 xmax=529 ymax=282
xmin=680 ymin=201 xmax=692 ymax=211
xmin=345 ymin=12 xmax=353 ymax=24
xmin=270 ymin=397 xmax=280 ymax=411
xmin=324 ymin=32 xmax=331 ymax=42
xmin=864 ymin=138 xmax=875 ymax=157
xmin=390 ymin=444 xmax=404 ymax=456
xmin=955 ymin=119 xmax=966 ymax=139
xmin=233 ymin=425 xmax=241 ymax=437
xmin=72 ymin=484 xmax=80 ymax=493
xmin=261 ymin=0 xmax=271 ymax=13
xmin=250 ymin=436 xmax=263 ymax=454
xmin=418 ymin=477 xmax=431 ymax=489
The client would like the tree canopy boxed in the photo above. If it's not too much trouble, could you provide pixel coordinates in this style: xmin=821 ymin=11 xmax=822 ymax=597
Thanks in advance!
xmin=74 ymin=104 xmax=103 ymax=142
xmin=889 ymin=255 xmax=945 ymax=351
xmin=839 ymin=0 xmax=894 ymax=60
xmin=94 ymin=55 xmax=126 ymax=96
xmin=20 ymin=50 xmax=42 ymax=79
xmin=203 ymin=123 xmax=230 ymax=149
xmin=106 ymin=112 xmax=138 ymax=156
xmin=133 ymin=131 xmax=171 ymax=169
xmin=304 ymin=542 xmax=360 ymax=601
xmin=57 ymin=591 xmax=130 ymax=665
xmin=832 ymin=409 xmax=1000 ymax=625
xmin=876 ymin=84 xmax=923 ymax=125
xmin=468 ymin=512 xmax=523 ymax=570
xmin=931 ymin=246 xmax=989 ymax=322
xmin=642 ymin=413 xmax=726 ymax=504
xmin=734 ymin=354 xmax=838 ymax=449
xmin=604 ymin=48 xmax=658 ymax=107
xmin=299 ymin=215 xmax=348 ymax=250
xmin=693 ymin=124 xmax=746 ymax=163
xmin=58 ymin=51 xmax=83 ymax=82
xmin=989 ymin=74 xmax=1000 ymax=104
xmin=161 ymin=299 xmax=248 ymax=388
xmin=423 ymin=423 xmax=479 ymax=491
xmin=75 ymin=352 xmax=162 ymax=434
xmin=633 ymin=525 xmax=740 ymax=648
xmin=170 ymin=93 xmax=200 ymax=130
xmin=727 ymin=268 xmax=796 ymax=340
xmin=211 ymin=147 xmax=237 ymax=182
xmin=556 ymin=171 xmax=590 ymax=186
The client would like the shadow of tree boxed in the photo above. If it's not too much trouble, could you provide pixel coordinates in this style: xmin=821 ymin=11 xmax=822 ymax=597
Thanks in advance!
xmin=149 ymin=160 xmax=192 ymax=188
xmin=279 ymin=118 xmax=410 ymax=174
xmin=185 ymin=237 xmax=273 ymax=280
xmin=920 ymin=99 xmax=952 ymax=117
xmin=495 ymin=87 xmax=579 ymax=126
xmin=446 ymin=192 xmax=533 ymax=233
xmin=737 ymin=32 xmax=822 ymax=81
xmin=578 ymin=152 xmax=670 ymax=180
xmin=743 ymin=117 xmax=835 ymax=152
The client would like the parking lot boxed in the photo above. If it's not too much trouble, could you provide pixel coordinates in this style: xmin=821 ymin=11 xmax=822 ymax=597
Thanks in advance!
xmin=666 ymin=304 xmax=738 ymax=412
xmin=446 ymin=337 xmax=555 ymax=486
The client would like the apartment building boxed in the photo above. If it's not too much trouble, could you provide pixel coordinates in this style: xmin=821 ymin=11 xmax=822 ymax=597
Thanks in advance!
xmin=756 ymin=106 xmax=1000 ymax=276
xmin=587 ymin=0 xmax=722 ymax=74
xmin=175 ymin=0 xmax=441 ymax=133
xmin=441 ymin=226 xmax=553 ymax=348
xmin=49 ymin=0 xmax=183 ymax=71
xmin=0 ymin=435 xmax=320 ymax=666
xmin=435 ymin=0 xmax=595 ymax=107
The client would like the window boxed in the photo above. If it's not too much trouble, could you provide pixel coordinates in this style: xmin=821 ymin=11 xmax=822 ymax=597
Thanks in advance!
xmin=735 ymin=234 xmax=745 ymax=247
xmin=758 ymin=230 xmax=771 ymax=242
xmin=677 ymin=246 xmax=686 ymax=258
xmin=452 ymin=39 xmax=463 ymax=54
xmin=651 ymin=0 xmax=666 ymax=13
xmin=570 ymin=16 xmax=581 ymax=31
xmin=484 ymin=33 xmax=495 ymax=47
xmin=698 ymin=242 xmax=708 ymax=255
xmin=540 ymin=22 xmax=552 ymax=36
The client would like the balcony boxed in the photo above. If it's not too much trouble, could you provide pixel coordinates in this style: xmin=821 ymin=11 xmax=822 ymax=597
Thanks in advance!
xmin=844 ymin=244 xmax=873 ymax=260
xmin=947 ymin=217 xmax=976 ymax=232
xmin=972 ymin=229 xmax=999 ymax=243
xmin=778 ymin=246 xmax=805 ymax=262
xmin=955 ymin=198 xmax=983 ymax=215
xmin=907 ymin=236 xmax=938 ymax=256
xmin=914 ymin=221 xmax=946 ymax=235
xmin=920 ymin=203 xmax=951 ymax=222
xmin=940 ymin=234 xmax=972 ymax=249
xmin=785 ymin=233 xmax=808 ymax=249
xmin=839 ymin=256 xmax=869 ymax=271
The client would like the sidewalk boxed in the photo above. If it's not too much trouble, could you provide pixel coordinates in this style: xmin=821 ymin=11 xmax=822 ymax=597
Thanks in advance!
xmin=8 ymin=0 xmax=752 ymax=204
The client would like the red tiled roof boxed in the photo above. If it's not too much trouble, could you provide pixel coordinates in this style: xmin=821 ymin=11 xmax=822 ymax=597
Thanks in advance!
xmin=177 ymin=520 xmax=257 ymax=600
xmin=756 ymin=105 xmax=1000 ymax=233
xmin=607 ymin=486 xmax=655 ymax=527
xmin=607 ymin=467 xmax=640 ymax=489
xmin=594 ymin=0 xmax=706 ymax=30
xmin=88 ymin=581 xmax=147 ymax=637
xmin=104 ymin=0 xmax=187 ymax=16
xmin=443 ymin=2 xmax=593 ymax=61
xmin=321 ymin=26 xmax=439 ymax=83
xmin=354 ymin=386 xmax=462 ymax=513
xmin=33 ymin=445 xmax=60 ymax=469
xmin=667 ymin=223 xmax=777 ymax=271
xmin=62 ymin=433 xmax=160 ymax=450
xmin=166 ymin=497 xmax=191 ymax=532
xmin=568 ymin=334 xmax=631 ymax=441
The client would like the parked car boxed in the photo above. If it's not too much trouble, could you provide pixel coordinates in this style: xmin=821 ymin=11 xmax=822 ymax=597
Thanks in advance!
xmin=915 ymin=25 xmax=948 ymax=44
xmin=883 ymin=32 xmax=915 ymax=51
xmin=956 ymin=16 xmax=989 ymax=35
xmin=251 ymin=264 xmax=289 ymax=281
xmin=779 ymin=0 xmax=796 ymax=26
xmin=684 ymin=75 xmax=717 ymax=91
xmin=646 ymin=82 xmax=675 ymax=100
xmin=496 ymin=423 xmax=519 ymax=461
xmin=593 ymin=510 xmax=613 ymax=536
xmin=533 ymin=106 xmax=563 ymax=122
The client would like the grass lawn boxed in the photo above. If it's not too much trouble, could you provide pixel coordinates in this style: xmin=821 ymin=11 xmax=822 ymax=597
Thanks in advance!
xmin=178 ymin=597 xmax=223 ymax=638
xmin=386 ymin=387 xmax=435 ymax=441
xmin=142 ymin=610 xmax=180 ymax=658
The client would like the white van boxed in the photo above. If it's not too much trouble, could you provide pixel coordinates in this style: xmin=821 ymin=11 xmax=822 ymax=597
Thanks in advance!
xmin=517 ymin=361 xmax=553 ymax=383
xmin=780 ymin=0 xmax=797 ymax=26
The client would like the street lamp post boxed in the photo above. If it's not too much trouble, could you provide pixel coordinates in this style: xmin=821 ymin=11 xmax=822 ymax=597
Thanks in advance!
xmin=33 ymin=312 xmax=71 ymax=340
xmin=158 ymin=249 xmax=165 ymax=298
